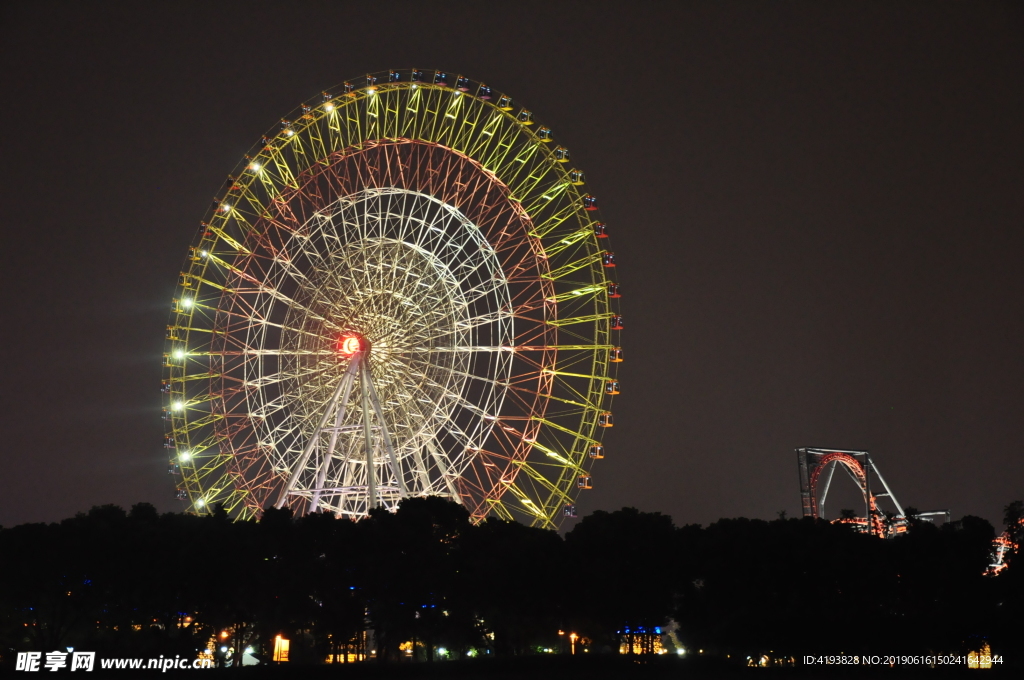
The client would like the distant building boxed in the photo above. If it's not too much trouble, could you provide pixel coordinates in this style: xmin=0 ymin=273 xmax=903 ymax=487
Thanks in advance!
xmin=617 ymin=626 xmax=665 ymax=655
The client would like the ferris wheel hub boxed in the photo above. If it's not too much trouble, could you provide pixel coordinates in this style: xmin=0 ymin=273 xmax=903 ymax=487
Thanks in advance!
xmin=338 ymin=333 xmax=369 ymax=357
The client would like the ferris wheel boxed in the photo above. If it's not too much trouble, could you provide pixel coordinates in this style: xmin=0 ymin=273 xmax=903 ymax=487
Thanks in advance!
xmin=163 ymin=69 xmax=622 ymax=528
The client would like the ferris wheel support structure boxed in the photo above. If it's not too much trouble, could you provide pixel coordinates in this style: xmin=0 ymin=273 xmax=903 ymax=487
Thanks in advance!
xmin=275 ymin=338 xmax=418 ymax=512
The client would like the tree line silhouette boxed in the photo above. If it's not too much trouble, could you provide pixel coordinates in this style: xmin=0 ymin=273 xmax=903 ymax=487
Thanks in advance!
xmin=1 ymin=497 xmax=1020 ymax=666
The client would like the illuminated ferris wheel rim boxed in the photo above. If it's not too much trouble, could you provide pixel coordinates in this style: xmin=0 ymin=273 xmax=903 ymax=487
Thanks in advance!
xmin=164 ymin=69 xmax=621 ymax=527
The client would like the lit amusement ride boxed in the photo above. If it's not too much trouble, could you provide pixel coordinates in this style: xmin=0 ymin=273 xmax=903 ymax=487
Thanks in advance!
xmin=796 ymin=448 xmax=948 ymax=537
xmin=798 ymin=448 xmax=1020 ymax=576
xmin=163 ymin=70 xmax=621 ymax=527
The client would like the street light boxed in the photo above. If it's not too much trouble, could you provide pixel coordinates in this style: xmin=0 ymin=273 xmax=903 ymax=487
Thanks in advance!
xmin=569 ymin=633 xmax=579 ymax=655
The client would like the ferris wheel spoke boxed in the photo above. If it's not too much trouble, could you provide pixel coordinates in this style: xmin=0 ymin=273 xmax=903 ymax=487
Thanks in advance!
xmin=242 ymin=315 xmax=335 ymax=343
xmin=257 ymin=415 xmax=307 ymax=449
xmin=424 ymin=435 xmax=462 ymax=503
xmin=406 ymin=441 xmax=433 ymax=495
xmin=411 ymin=345 xmax=516 ymax=353
xmin=454 ymin=309 xmax=511 ymax=330
xmin=412 ymin=275 xmax=507 ymax=322
xmin=495 ymin=382 xmax=561 ymax=415
xmin=431 ymin=415 xmax=482 ymax=455
xmin=504 ymin=475 xmax=560 ymax=526
xmin=447 ymin=251 xmax=499 ymax=289
xmin=241 ymin=278 xmax=341 ymax=331
xmin=248 ymin=391 xmax=303 ymax=421
xmin=390 ymin=367 xmax=467 ymax=421
xmin=237 ymin=242 xmax=322 ymax=297
xmin=415 ymin=374 xmax=495 ymax=423
xmin=403 ymin=356 xmax=507 ymax=403
xmin=243 ymin=360 xmax=334 ymax=388
xmin=408 ymin=311 xmax=511 ymax=347
xmin=460 ymin=276 xmax=511 ymax=306
xmin=199 ymin=349 xmax=336 ymax=357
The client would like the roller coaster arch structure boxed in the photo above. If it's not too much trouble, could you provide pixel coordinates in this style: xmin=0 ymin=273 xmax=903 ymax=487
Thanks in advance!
xmin=797 ymin=448 xmax=907 ymax=537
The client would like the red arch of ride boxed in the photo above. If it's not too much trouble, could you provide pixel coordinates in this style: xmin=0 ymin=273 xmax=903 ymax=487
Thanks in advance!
xmin=808 ymin=452 xmax=879 ymax=531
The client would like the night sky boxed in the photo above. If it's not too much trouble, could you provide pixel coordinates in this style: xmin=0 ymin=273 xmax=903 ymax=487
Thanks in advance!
xmin=1 ymin=1 xmax=1021 ymax=529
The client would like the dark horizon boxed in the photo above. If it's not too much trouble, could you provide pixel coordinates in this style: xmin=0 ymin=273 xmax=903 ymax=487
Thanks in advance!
xmin=3 ymin=497 xmax=1017 ymax=667
xmin=1 ymin=1 xmax=1022 ymax=529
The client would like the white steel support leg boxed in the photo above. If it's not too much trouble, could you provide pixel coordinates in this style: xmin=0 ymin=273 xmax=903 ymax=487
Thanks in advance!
xmin=818 ymin=461 xmax=837 ymax=518
xmin=360 ymin=355 xmax=377 ymax=510
xmin=274 ymin=351 xmax=362 ymax=509
xmin=868 ymin=460 xmax=905 ymax=516
xmin=410 ymin=444 xmax=431 ymax=495
xmin=310 ymin=357 xmax=361 ymax=512
xmin=363 ymin=360 xmax=408 ymax=498
xmin=426 ymin=438 xmax=461 ymax=504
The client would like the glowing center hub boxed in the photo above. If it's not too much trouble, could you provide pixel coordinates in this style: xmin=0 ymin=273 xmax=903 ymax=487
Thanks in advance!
xmin=338 ymin=334 xmax=367 ymax=356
